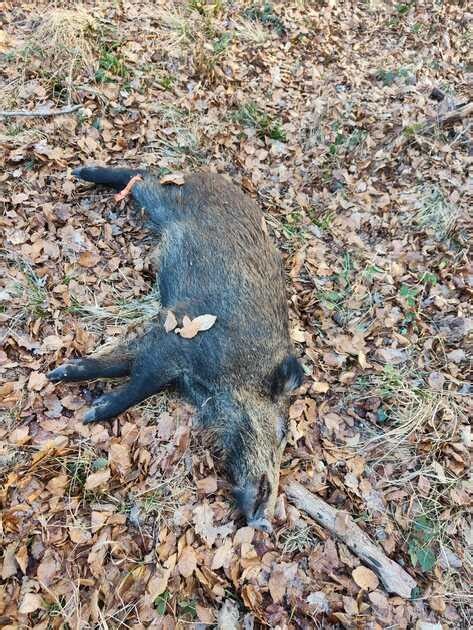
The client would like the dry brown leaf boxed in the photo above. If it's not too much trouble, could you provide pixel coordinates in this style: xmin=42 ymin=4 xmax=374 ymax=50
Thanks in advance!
xmin=42 ymin=335 xmax=64 ymax=351
xmin=10 ymin=426 xmax=30 ymax=445
xmin=19 ymin=593 xmax=44 ymax=614
xmin=160 ymin=172 xmax=185 ymax=186
xmin=61 ymin=394 xmax=85 ymax=410
xmin=109 ymin=442 xmax=131 ymax=476
xmin=69 ymin=522 xmax=92 ymax=544
xmin=91 ymin=511 xmax=109 ymax=533
xmin=78 ymin=250 xmax=101 ymax=268
xmin=178 ymin=545 xmax=197 ymax=577
xmin=2 ymin=543 xmax=18 ymax=579
xmin=28 ymin=371 xmax=48 ymax=391
xmin=164 ymin=310 xmax=178 ymax=332
xmin=196 ymin=476 xmax=218 ymax=495
xmin=37 ymin=549 xmax=58 ymax=585
xmin=312 ymin=381 xmax=329 ymax=393
xmin=47 ymin=474 xmax=68 ymax=496
xmin=178 ymin=314 xmax=217 ymax=339
xmin=147 ymin=567 xmax=171 ymax=599
xmin=268 ymin=567 xmax=287 ymax=603
xmin=375 ymin=347 xmax=407 ymax=365
xmin=196 ymin=604 xmax=215 ymax=623
xmin=211 ymin=539 xmax=233 ymax=570
xmin=15 ymin=545 xmax=28 ymax=574
xmin=428 ymin=371 xmax=445 ymax=391
xmin=352 ymin=566 xmax=379 ymax=591
xmin=84 ymin=468 xmax=110 ymax=490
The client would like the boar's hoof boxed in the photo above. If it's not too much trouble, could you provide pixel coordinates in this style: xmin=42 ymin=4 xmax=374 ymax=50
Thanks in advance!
xmin=83 ymin=408 xmax=98 ymax=424
xmin=47 ymin=364 xmax=71 ymax=382
xmin=247 ymin=517 xmax=273 ymax=534
xmin=83 ymin=394 xmax=110 ymax=424
xmin=47 ymin=359 xmax=87 ymax=382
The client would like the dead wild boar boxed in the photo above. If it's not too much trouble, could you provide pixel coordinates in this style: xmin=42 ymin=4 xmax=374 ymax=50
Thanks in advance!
xmin=48 ymin=166 xmax=303 ymax=532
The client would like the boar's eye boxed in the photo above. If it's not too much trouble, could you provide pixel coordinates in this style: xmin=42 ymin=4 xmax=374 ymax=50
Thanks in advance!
xmin=270 ymin=355 xmax=304 ymax=399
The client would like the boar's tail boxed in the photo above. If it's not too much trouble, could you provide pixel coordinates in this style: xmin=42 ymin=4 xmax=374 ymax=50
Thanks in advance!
xmin=72 ymin=166 xmax=145 ymax=191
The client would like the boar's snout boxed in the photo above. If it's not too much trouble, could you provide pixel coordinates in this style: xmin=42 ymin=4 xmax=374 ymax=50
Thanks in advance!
xmin=233 ymin=473 xmax=275 ymax=533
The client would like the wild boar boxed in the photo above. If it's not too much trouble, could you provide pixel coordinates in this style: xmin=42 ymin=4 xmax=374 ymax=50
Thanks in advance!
xmin=48 ymin=166 xmax=303 ymax=531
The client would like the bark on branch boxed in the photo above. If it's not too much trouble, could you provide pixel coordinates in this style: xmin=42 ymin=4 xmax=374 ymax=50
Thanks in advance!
xmin=0 ymin=104 xmax=82 ymax=118
xmin=286 ymin=481 xmax=417 ymax=599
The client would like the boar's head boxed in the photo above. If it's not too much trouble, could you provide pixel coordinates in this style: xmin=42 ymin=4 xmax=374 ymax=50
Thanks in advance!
xmin=202 ymin=356 xmax=303 ymax=532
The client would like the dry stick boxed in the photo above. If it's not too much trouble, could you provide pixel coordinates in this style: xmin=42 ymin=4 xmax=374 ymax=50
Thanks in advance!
xmin=423 ymin=100 xmax=473 ymax=130
xmin=286 ymin=481 xmax=417 ymax=599
xmin=373 ymin=100 xmax=473 ymax=166
xmin=0 ymin=104 xmax=82 ymax=118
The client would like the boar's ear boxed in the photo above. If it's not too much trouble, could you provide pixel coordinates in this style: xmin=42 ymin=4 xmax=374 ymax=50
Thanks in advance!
xmin=270 ymin=355 xmax=304 ymax=399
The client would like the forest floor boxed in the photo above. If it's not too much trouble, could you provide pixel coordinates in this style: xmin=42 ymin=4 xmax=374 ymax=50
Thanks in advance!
xmin=0 ymin=1 xmax=471 ymax=628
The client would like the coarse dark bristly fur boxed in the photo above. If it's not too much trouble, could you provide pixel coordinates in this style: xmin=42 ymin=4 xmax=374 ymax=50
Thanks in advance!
xmin=48 ymin=167 xmax=303 ymax=532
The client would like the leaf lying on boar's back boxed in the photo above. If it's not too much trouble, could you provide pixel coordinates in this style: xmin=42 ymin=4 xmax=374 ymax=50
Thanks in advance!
xmin=160 ymin=172 xmax=185 ymax=186
xmin=164 ymin=310 xmax=178 ymax=332
xmin=179 ymin=314 xmax=217 ymax=339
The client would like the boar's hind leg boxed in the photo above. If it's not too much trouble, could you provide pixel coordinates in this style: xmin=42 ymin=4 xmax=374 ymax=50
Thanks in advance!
xmin=83 ymin=338 xmax=180 ymax=423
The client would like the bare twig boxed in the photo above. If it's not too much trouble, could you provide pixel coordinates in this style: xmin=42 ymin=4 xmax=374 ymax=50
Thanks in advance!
xmin=0 ymin=104 xmax=82 ymax=118
xmin=286 ymin=481 xmax=418 ymax=598
xmin=424 ymin=101 xmax=473 ymax=130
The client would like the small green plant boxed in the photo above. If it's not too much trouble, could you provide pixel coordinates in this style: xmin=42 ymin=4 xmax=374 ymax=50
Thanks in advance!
xmin=95 ymin=45 xmax=127 ymax=82
xmin=213 ymin=32 xmax=232 ymax=54
xmin=234 ymin=103 xmax=286 ymax=141
xmin=178 ymin=599 xmax=197 ymax=620
xmin=243 ymin=2 xmax=286 ymax=36
xmin=408 ymin=515 xmax=437 ymax=572
xmin=159 ymin=74 xmax=175 ymax=90
xmin=324 ymin=120 xmax=367 ymax=160
xmin=280 ymin=211 xmax=303 ymax=239
xmin=376 ymin=67 xmax=411 ymax=86
xmin=419 ymin=271 xmax=437 ymax=286
xmin=47 ymin=598 xmax=66 ymax=617
xmin=12 ymin=263 xmax=49 ymax=318
xmin=362 ymin=264 xmax=384 ymax=282
xmin=154 ymin=591 xmax=170 ymax=615
xmin=309 ymin=209 xmax=335 ymax=231
xmin=399 ymin=284 xmax=420 ymax=309
xmin=396 ymin=3 xmax=412 ymax=16
xmin=189 ymin=0 xmax=223 ymax=16
xmin=65 ymin=457 xmax=91 ymax=493
xmin=403 ymin=122 xmax=424 ymax=137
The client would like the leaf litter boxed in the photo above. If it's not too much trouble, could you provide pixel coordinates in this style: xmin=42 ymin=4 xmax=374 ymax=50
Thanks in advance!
xmin=0 ymin=0 xmax=472 ymax=628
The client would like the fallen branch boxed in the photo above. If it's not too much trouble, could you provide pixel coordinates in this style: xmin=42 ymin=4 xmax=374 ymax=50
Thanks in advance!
xmin=424 ymin=100 xmax=473 ymax=130
xmin=0 ymin=104 xmax=82 ymax=118
xmin=286 ymin=481 xmax=417 ymax=599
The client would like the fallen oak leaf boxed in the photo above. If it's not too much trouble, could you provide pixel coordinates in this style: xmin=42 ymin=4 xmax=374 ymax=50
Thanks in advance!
xmin=164 ymin=310 xmax=178 ymax=332
xmin=28 ymin=371 xmax=48 ymax=391
xmin=352 ymin=566 xmax=379 ymax=591
xmin=178 ymin=545 xmax=197 ymax=577
xmin=78 ymin=250 xmax=101 ymax=268
xmin=178 ymin=314 xmax=217 ymax=339
xmin=160 ymin=172 xmax=185 ymax=186
xmin=19 ymin=593 xmax=45 ymax=614
xmin=84 ymin=467 xmax=110 ymax=490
